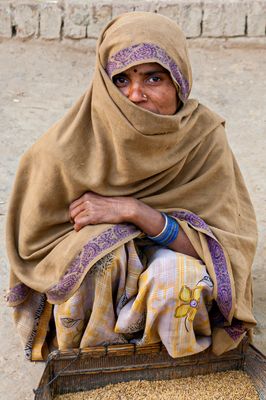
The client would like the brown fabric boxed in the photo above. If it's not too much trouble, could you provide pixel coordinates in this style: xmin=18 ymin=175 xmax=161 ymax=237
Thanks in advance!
xmin=6 ymin=13 xmax=257 ymax=352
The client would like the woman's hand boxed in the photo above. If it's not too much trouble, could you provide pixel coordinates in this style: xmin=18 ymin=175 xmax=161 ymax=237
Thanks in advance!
xmin=69 ymin=192 xmax=136 ymax=232
xmin=69 ymin=192 xmax=199 ymax=259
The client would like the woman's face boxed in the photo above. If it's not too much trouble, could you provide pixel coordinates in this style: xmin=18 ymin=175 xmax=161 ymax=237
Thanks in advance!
xmin=112 ymin=63 xmax=179 ymax=115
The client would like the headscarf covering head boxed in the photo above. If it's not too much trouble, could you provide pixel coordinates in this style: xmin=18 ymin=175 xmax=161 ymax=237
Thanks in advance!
xmin=98 ymin=12 xmax=192 ymax=103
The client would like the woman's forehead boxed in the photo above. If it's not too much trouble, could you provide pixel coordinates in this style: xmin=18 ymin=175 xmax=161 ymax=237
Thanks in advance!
xmin=121 ymin=62 xmax=168 ymax=75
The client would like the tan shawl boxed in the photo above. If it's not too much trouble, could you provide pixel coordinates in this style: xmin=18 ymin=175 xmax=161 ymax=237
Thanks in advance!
xmin=6 ymin=12 xmax=257 ymax=355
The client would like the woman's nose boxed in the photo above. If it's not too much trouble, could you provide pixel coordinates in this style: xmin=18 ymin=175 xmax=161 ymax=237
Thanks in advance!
xmin=127 ymin=82 xmax=145 ymax=103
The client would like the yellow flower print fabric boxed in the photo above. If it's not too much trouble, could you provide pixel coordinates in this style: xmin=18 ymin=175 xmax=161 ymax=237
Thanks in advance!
xmin=175 ymin=285 xmax=204 ymax=331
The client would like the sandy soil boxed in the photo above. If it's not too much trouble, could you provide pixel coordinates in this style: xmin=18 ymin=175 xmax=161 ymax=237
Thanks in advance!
xmin=0 ymin=40 xmax=265 ymax=400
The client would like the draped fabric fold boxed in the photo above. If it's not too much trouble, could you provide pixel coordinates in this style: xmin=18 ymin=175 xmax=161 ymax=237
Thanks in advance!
xmin=6 ymin=12 xmax=257 ymax=358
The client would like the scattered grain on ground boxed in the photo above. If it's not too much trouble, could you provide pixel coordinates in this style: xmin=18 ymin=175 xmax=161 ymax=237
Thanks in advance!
xmin=55 ymin=370 xmax=259 ymax=400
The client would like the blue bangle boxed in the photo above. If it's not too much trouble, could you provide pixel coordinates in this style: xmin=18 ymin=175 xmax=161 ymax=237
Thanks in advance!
xmin=147 ymin=213 xmax=179 ymax=246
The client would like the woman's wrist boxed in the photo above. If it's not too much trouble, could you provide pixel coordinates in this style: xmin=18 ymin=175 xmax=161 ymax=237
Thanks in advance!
xmin=120 ymin=197 xmax=198 ymax=258
xmin=127 ymin=199 xmax=165 ymax=236
xmin=148 ymin=213 xmax=179 ymax=246
xmin=119 ymin=197 xmax=139 ymax=223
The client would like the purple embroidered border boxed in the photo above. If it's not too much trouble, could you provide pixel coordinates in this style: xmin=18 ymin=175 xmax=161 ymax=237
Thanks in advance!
xmin=210 ymin=305 xmax=245 ymax=341
xmin=6 ymin=282 xmax=30 ymax=305
xmin=24 ymin=293 xmax=46 ymax=360
xmin=105 ymin=43 xmax=189 ymax=102
xmin=224 ymin=319 xmax=245 ymax=341
xmin=47 ymin=224 xmax=138 ymax=303
xmin=171 ymin=211 xmax=232 ymax=321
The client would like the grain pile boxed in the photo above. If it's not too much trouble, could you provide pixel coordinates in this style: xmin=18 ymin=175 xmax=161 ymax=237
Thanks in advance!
xmin=55 ymin=370 xmax=259 ymax=400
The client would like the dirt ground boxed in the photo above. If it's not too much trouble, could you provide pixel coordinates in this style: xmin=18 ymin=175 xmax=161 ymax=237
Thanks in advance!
xmin=0 ymin=40 xmax=265 ymax=400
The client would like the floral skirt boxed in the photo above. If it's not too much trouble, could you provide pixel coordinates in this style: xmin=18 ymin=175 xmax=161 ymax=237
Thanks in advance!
xmin=53 ymin=240 xmax=214 ymax=358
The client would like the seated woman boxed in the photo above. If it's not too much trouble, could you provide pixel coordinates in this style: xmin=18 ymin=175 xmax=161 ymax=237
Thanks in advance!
xmin=6 ymin=12 xmax=257 ymax=361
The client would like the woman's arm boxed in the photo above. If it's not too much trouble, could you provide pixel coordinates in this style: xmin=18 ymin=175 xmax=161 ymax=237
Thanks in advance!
xmin=130 ymin=199 xmax=199 ymax=258
xmin=69 ymin=192 xmax=199 ymax=259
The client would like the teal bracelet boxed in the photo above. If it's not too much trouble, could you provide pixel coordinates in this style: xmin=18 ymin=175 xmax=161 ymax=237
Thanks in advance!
xmin=147 ymin=213 xmax=179 ymax=246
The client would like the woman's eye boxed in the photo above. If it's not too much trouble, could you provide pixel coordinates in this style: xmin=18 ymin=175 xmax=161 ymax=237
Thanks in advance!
xmin=147 ymin=76 xmax=161 ymax=83
xmin=113 ymin=76 xmax=128 ymax=87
